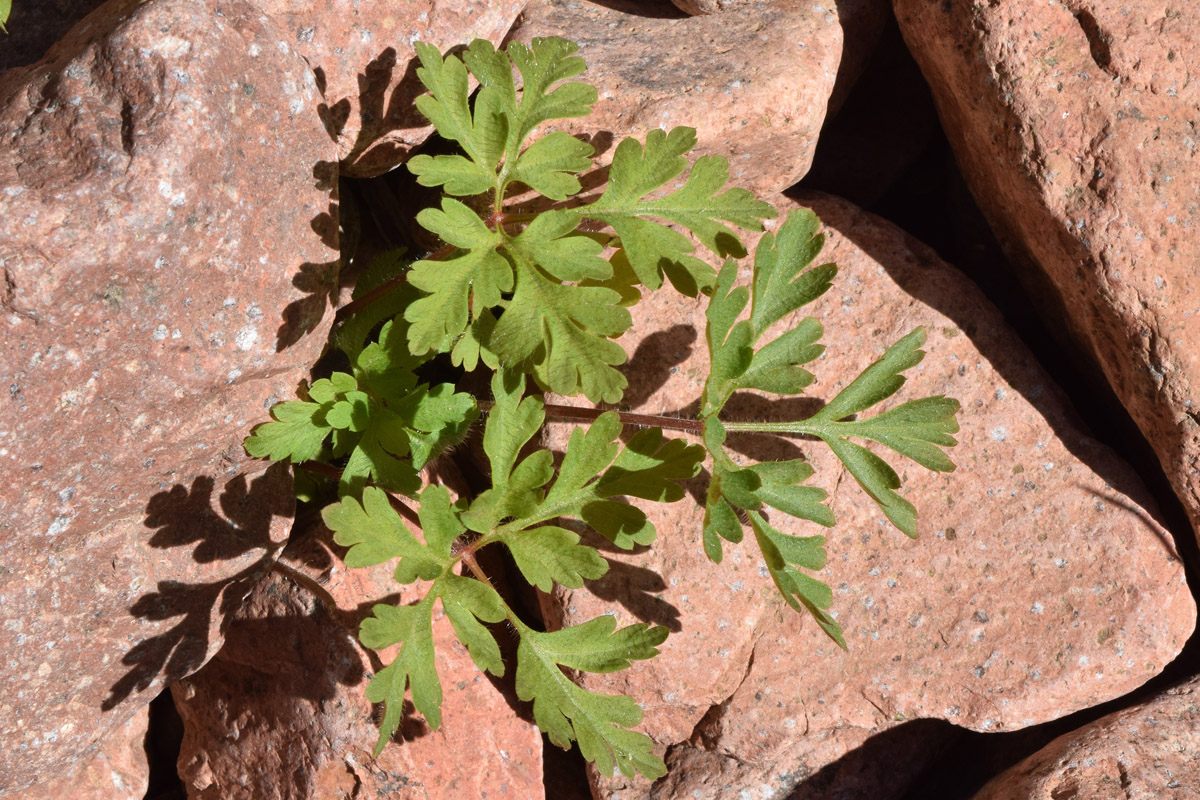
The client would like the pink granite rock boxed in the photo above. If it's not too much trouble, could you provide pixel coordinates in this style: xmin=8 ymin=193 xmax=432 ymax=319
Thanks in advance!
xmin=973 ymin=675 xmax=1200 ymax=800
xmin=507 ymin=0 xmax=845 ymax=197
xmin=173 ymin=506 xmax=544 ymax=800
xmin=892 ymin=0 xmax=1200 ymax=541
xmin=3 ymin=705 xmax=150 ymax=800
xmin=541 ymin=193 xmax=1194 ymax=798
xmin=254 ymin=0 xmax=524 ymax=178
xmin=0 ymin=0 xmax=337 ymax=789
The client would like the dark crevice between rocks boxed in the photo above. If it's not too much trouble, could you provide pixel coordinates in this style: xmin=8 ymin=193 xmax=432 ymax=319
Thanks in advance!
xmin=143 ymin=688 xmax=186 ymax=800
xmin=798 ymin=15 xmax=1200 ymax=800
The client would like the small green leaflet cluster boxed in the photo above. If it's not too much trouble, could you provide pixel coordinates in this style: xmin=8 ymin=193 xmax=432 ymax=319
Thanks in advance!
xmin=323 ymin=371 xmax=702 ymax=778
xmin=245 ymin=296 xmax=477 ymax=499
xmin=699 ymin=208 xmax=961 ymax=646
xmin=405 ymin=36 xmax=774 ymax=403
xmin=0 ymin=0 xmax=10 ymax=34
xmin=242 ymin=35 xmax=961 ymax=783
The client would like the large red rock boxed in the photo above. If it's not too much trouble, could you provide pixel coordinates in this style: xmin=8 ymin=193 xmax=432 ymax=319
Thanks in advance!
xmin=0 ymin=0 xmax=337 ymax=790
xmin=892 ymin=0 xmax=1200 ymax=541
xmin=973 ymin=675 xmax=1200 ymax=800
xmin=508 ymin=0 xmax=849 ymax=197
xmin=541 ymin=193 xmax=1194 ymax=798
xmin=173 ymin=509 xmax=544 ymax=800
xmin=254 ymin=0 xmax=524 ymax=178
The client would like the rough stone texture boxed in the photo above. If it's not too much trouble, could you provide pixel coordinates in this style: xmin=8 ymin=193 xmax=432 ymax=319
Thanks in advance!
xmin=891 ymin=0 xmax=1200 ymax=541
xmin=173 ymin=502 xmax=544 ymax=800
xmin=972 ymin=675 xmax=1200 ymax=800
xmin=4 ymin=705 xmax=150 ymax=800
xmin=0 ymin=0 xmax=108 ymax=73
xmin=254 ymin=0 xmax=524 ymax=178
xmin=669 ymin=0 xmax=742 ymax=14
xmin=540 ymin=193 xmax=1194 ymax=799
xmin=0 ymin=0 xmax=338 ymax=790
xmin=508 ymin=0 xmax=846 ymax=197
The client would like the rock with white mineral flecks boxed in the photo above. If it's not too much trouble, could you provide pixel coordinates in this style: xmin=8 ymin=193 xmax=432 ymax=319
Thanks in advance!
xmin=253 ymin=0 xmax=524 ymax=178
xmin=540 ymin=192 xmax=1194 ymax=799
xmin=0 ymin=0 xmax=338 ymax=788
xmin=972 ymin=674 xmax=1200 ymax=800
xmin=893 ymin=0 xmax=1200 ymax=544
xmin=508 ymin=0 xmax=851 ymax=198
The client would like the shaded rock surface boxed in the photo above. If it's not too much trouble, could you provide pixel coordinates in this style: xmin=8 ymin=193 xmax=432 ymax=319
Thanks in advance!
xmin=539 ymin=192 xmax=1194 ymax=798
xmin=254 ymin=0 xmax=524 ymax=178
xmin=0 ymin=0 xmax=108 ymax=72
xmin=892 ymin=0 xmax=1200 ymax=540
xmin=508 ymin=0 xmax=846 ymax=197
xmin=0 ymin=0 xmax=337 ymax=789
xmin=972 ymin=674 xmax=1200 ymax=800
xmin=172 ymin=504 xmax=544 ymax=800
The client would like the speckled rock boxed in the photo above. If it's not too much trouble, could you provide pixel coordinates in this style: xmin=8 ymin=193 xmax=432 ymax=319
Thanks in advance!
xmin=973 ymin=675 xmax=1200 ymax=800
xmin=173 ymin=504 xmax=544 ymax=800
xmin=541 ymin=193 xmax=1194 ymax=799
xmin=892 ymin=0 xmax=1200 ymax=540
xmin=3 ymin=705 xmax=150 ymax=800
xmin=507 ymin=0 xmax=845 ymax=197
xmin=0 ymin=0 xmax=337 ymax=790
xmin=254 ymin=0 xmax=524 ymax=178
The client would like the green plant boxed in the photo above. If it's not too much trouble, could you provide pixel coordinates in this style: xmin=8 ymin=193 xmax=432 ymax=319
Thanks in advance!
xmin=245 ymin=37 xmax=960 ymax=779
xmin=1 ymin=0 xmax=11 ymax=34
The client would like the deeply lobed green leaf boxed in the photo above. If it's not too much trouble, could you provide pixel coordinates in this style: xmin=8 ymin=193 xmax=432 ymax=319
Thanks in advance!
xmin=514 ymin=616 xmax=668 ymax=779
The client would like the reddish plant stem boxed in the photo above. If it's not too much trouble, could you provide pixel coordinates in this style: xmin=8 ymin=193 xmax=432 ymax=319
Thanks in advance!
xmin=333 ymin=242 xmax=457 ymax=322
xmin=477 ymin=400 xmax=704 ymax=434
xmin=295 ymin=460 xmax=421 ymax=526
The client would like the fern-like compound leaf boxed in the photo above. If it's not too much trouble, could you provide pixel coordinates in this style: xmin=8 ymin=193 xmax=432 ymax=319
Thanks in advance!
xmin=360 ymin=594 xmax=440 ymax=755
xmin=323 ymin=484 xmax=509 ymax=756
xmin=698 ymin=210 xmax=959 ymax=642
xmin=488 ymin=248 xmax=631 ymax=404
xmin=514 ymin=616 xmax=668 ymax=779
xmin=471 ymin=371 xmax=703 ymax=562
xmin=405 ymin=199 xmax=508 ymax=355
xmin=801 ymin=328 xmax=960 ymax=536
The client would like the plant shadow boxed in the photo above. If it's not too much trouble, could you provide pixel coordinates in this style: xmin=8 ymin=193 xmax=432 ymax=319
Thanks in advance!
xmin=275 ymin=160 xmax=343 ymax=351
xmin=102 ymin=463 xmax=293 ymax=710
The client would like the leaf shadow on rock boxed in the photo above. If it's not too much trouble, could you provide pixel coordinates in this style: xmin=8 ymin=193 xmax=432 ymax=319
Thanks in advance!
xmin=200 ymin=517 xmax=435 ymax=747
xmin=275 ymin=159 xmax=342 ymax=351
xmin=620 ymin=323 xmax=698 ymax=411
xmin=314 ymin=47 xmax=432 ymax=175
xmin=575 ymin=526 xmax=682 ymax=632
xmin=102 ymin=463 xmax=293 ymax=711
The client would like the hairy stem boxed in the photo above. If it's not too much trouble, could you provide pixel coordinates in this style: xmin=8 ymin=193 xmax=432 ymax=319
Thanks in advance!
xmin=477 ymin=400 xmax=704 ymax=434
xmin=333 ymin=242 xmax=456 ymax=322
